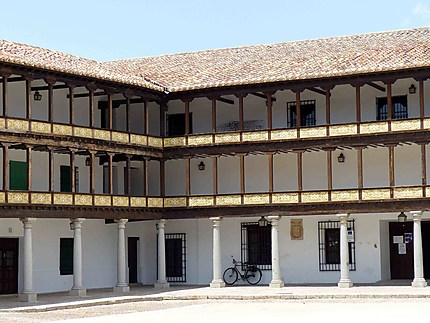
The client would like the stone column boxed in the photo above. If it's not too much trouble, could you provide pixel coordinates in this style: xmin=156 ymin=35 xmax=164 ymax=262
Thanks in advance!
xmin=337 ymin=214 xmax=353 ymax=288
xmin=114 ymin=219 xmax=130 ymax=292
xmin=155 ymin=219 xmax=169 ymax=289
xmin=19 ymin=218 xmax=37 ymax=302
xmin=70 ymin=218 xmax=86 ymax=296
xmin=411 ymin=211 xmax=427 ymax=287
xmin=210 ymin=217 xmax=225 ymax=288
xmin=268 ymin=215 xmax=284 ymax=288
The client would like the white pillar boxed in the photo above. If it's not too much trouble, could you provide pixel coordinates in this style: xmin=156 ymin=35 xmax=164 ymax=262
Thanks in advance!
xmin=19 ymin=218 xmax=37 ymax=302
xmin=155 ymin=219 xmax=170 ymax=289
xmin=114 ymin=219 xmax=130 ymax=292
xmin=337 ymin=213 xmax=353 ymax=288
xmin=70 ymin=218 xmax=86 ymax=296
xmin=268 ymin=215 xmax=284 ymax=288
xmin=210 ymin=217 xmax=225 ymax=288
xmin=411 ymin=211 xmax=427 ymax=287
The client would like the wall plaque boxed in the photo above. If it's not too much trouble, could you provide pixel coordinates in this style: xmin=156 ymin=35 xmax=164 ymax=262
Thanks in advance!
xmin=290 ymin=219 xmax=303 ymax=240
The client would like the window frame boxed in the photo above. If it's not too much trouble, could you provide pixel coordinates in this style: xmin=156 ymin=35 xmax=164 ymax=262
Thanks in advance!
xmin=376 ymin=95 xmax=408 ymax=120
xmin=241 ymin=222 xmax=272 ymax=271
xmin=287 ymin=100 xmax=316 ymax=128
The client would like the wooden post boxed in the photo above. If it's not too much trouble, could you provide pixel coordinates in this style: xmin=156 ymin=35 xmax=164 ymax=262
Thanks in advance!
xmin=108 ymin=153 xmax=113 ymax=195
xmin=143 ymin=157 xmax=149 ymax=197
xmin=2 ymin=74 xmax=9 ymax=123
xmin=212 ymin=156 xmax=218 ymax=205
xmin=88 ymin=88 xmax=95 ymax=128
xmin=297 ymin=151 xmax=303 ymax=202
xmin=48 ymin=148 xmax=54 ymax=192
xmin=240 ymin=154 xmax=245 ymax=203
xmin=125 ymin=96 xmax=131 ymax=133
xmin=212 ymin=98 xmax=216 ymax=142
xmin=48 ymin=81 xmax=54 ymax=123
xmin=268 ymin=153 xmax=274 ymax=203
xmin=325 ymin=89 xmax=331 ymax=136
xmin=144 ymin=101 xmax=148 ymax=135
xmin=419 ymin=80 xmax=425 ymax=129
xmin=108 ymin=93 xmax=113 ymax=130
xmin=327 ymin=150 xmax=333 ymax=201
xmin=125 ymin=154 xmax=131 ymax=196
xmin=295 ymin=91 xmax=301 ymax=137
xmin=355 ymin=86 xmax=361 ymax=133
xmin=160 ymin=159 xmax=165 ymax=197
xmin=3 ymin=144 xmax=9 ymax=193
xmin=184 ymin=100 xmax=190 ymax=145
xmin=70 ymin=149 xmax=76 ymax=193
xmin=26 ymin=146 xmax=32 ymax=192
xmin=422 ymin=144 xmax=427 ymax=197
xmin=89 ymin=151 xmax=95 ymax=195
xmin=265 ymin=92 xmax=273 ymax=139
xmin=389 ymin=145 xmax=395 ymax=198
xmin=25 ymin=77 xmax=32 ymax=122
xmin=160 ymin=102 xmax=165 ymax=137
xmin=186 ymin=157 xmax=191 ymax=201
xmin=387 ymin=82 xmax=393 ymax=131
xmin=69 ymin=85 xmax=75 ymax=128
xmin=357 ymin=147 xmax=363 ymax=199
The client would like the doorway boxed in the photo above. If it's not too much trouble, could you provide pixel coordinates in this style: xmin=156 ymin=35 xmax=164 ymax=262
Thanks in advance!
xmin=0 ymin=238 xmax=19 ymax=294
xmin=128 ymin=237 xmax=139 ymax=283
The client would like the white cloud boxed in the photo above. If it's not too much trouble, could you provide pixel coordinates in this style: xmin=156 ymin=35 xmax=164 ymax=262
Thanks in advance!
xmin=413 ymin=3 xmax=430 ymax=19
xmin=401 ymin=3 xmax=430 ymax=27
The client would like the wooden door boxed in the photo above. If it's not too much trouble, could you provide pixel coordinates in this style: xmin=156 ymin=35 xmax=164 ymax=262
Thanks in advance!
xmin=128 ymin=237 xmax=139 ymax=283
xmin=389 ymin=222 xmax=413 ymax=279
xmin=0 ymin=238 xmax=19 ymax=294
xmin=421 ymin=222 xmax=430 ymax=278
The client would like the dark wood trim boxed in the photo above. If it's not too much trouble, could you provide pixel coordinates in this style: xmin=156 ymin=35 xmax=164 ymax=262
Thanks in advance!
xmin=108 ymin=153 xmax=113 ymax=195
xmin=211 ymin=98 xmax=216 ymax=134
xmin=268 ymin=153 xmax=274 ymax=203
xmin=420 ymin=80 xmax=424 ymax=129
xmin=266 ymin=92 xmax=273 ymax=132
xmin=25 ymin=78 xmax=32 ymax=122
xmin=108 ymin=93 xmax=113 ymax=130
xmin=2 ymin=74 xmax=8 ymax=120
xmin=160 ymin=103 xmax=165 ymax=137
xmin=31 ymin=84 xmax=69 ymax=91
xmin=295 ymin=91 xmax=301 ymax=132
xmin=366 ymin=82 xmax=386 ymax=92
xmin=297 ymin=151 xmax=303 ymax=202
xmin=212 ymin=156 xmax=218 ymax=205
xmin=125 ymin=154 xmax=131 ymax=195
xmin=327 ymin=150 xmax=332 ymax=201
xmin=48 ymin=82 xmax=54 ymax=124
xmin=389 ymin=145 xmax=395 ymax=198
xmin=126 ymin=97 xmax=131 ymax=133
xmin=70 ymin=149 xmax=76 ymax=193
xmin=355 ymin=85 xmax=361 ymax=133
xmin=143 ymin=157 xmax=148 ymax=196
xmin=144 ymin=101 xmax=148 ymax=135
xmin=251 ymin=92 xmax=276 ymax=101
xmin=238 ymin=95 xmax=244 ymax=132
xmin=185 ymin=157 xmax=191 ymax=196
xmin=160 ymin=159 xmax=165 ymax=197
xmin=3 ymin=144 xmax=9 ymax=193
xmin=422 ymin=144 xmax=427 ymax=197
xmin=308 ymin=87 xmax=326 ymax=96
xmin=26 ymin=146 xmax=32 ymax=192
xmin=387 ymin=82 xmax=392 ymax=131
xmin=89 ymin=89 xmax=95 ymax=128
xmin=49 ymin=148 xmax=54 ymax=192
xmin=357 ymin=147 xmax=363 ymax=199
xmin=325 ymin=89 xmax=331 ymax=136
xmin=69 ymin=86 xmax=75 ymax=130
xmin=240 ymin=154 xmax=245 ymax=204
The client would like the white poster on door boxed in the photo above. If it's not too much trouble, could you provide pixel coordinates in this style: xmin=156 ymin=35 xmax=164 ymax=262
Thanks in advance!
xmin=398 ymin=243 xmax=407 ymax=255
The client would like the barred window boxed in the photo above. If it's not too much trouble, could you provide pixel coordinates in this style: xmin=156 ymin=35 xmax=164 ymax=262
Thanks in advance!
xmin=318 ymin=220 xmax=356 ymax=271
xmin=241 ymin=223 xmax=271 ymax=270
xmin=376 ymin=95 xmax=408 ymax=120
xmin=157 ymin=233 xmax=187 ymax=282
xmin=287 ymin=100 xmax=316 ymax=127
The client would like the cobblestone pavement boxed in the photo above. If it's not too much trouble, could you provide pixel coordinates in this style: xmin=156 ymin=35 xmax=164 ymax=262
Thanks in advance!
xmin=0 ymin=299 xmax=430 ymax=323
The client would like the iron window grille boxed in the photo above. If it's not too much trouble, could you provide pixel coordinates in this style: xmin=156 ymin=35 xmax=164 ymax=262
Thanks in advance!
xmin=287 ymin=100 xmax=316 ymax=128
xmin=318 ymin=220 xmax=356 ymax=272
xmin=157 ymin=233 xmax=187 ymax=282
xmin=376 ymin=95 xmax=408 ymax=120
xmin=241 ymin=222 xmax=272 ymax=271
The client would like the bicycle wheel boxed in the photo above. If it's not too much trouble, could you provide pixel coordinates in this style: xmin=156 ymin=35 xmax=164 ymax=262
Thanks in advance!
xmin=245 ymin=266 xmax=262 ymax=285
xmin=223 ymin=267 xmax=238 ymax=285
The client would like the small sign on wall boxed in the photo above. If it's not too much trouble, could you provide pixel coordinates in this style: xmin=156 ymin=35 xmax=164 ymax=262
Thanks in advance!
xmin=290 ymin=219 xmax=303 ymax=240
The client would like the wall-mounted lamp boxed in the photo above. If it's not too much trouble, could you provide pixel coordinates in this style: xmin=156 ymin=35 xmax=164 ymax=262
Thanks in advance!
xmin=198 ymin=161 xmax=206 ymax=171
xmin=33 ymin=91 xmax=42 ymax=101
xmin=409 ymin=84 xmax=417 ymax=94
xmin=258 ymin=216 xmax=268 ymax=227
xmin=85 ymin=157 xmax=91 ymax=166
xmin=337 ymin=153 xmax=345 ymax=163
xmin=398 ymin=212 xmax=407 ymax=223
xmin=69 ymin=221 xmax=74 ymax=230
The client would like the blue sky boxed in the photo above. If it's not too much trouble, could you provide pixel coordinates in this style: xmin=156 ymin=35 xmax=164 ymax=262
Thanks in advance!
xmin=1 ymin=1 xmax=429 ymax=61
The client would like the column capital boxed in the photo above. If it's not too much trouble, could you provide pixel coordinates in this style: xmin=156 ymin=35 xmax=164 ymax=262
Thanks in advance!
xmin=336 ymin=213 xmax=350 ymax=223
xmin=410 ymin=211 xmax=423 ymax=220
xmin=156 ymin=219 xmax=166 ymax=229
xmin=268 ymin=215 xmax=281 ymax=226
xmin=210 ymin=217 xmax=222 ymax=226
xmin=115 ymin=218 xmax=128 ymax=229
xmin=70 ymin=218 xmax=85 ymax=230
xmin=20 ymin=218 xmax=36 ymax=228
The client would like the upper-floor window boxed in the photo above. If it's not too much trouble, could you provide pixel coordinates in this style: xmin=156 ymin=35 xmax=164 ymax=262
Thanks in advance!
xmin=376 ymin=95 xmax=408 ymax=120
xmin=287 ymin=100 xmax=316 ymax=127
xmin=166 ymin=113 xmax=193 ymax=136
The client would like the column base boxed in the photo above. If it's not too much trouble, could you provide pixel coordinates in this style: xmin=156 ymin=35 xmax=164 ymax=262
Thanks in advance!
xmin=412 ymin=278 xmax=428 ymax=287
xmin=19 ymin=292 xmax=37 ymax=302
xmin=154 ymin=281 xmax=170 ymax=289
xmin=113 ymin=285 xmax=130 ymax=293
xmin=338 ymin=279 xmax=353 ymax=288
xmin=69 ymin=288 xmax=87 ymax=297
xmin=269 ymin=280 xmax=285 ymax=288
xmin=210 ymin=279 xmax=225 ymax=288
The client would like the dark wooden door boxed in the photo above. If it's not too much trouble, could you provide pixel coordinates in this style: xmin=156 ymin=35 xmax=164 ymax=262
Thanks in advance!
xmin=0 ymin=238 xmax=19 ymax=294
xmin=421 ymin=222 xmax=430 ymax=278
xmin=389 ymin=222 xmax=414 ymax=279
xmin=128 ymin=237 xmax=139 ymax=283
xmin=166 ymin=238 xmax=182 ymax=278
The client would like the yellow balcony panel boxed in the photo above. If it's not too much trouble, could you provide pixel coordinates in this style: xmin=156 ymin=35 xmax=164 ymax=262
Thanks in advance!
xmin=300 ymin=127 xmax=326 ymax=138
xmin=94 ymin=129 xmax=111 ymax=141
xmin=360 ymin=122 xmax=388 ymax=134
xmin=329 ymin=124 xmax=357 ymax=136
xmin=0 ymin=192 xmax=5 ymax=203
xmin=75 ymin=194 xmax=93 ymax=206
xmin=423 ymin=119 xmax=430 ymax=129
xmin=331 ymin=190 xmax=359 ymax=201
xmin=53 ymin=124 xmax=73 ymax=136
xmin=94 ymin=195 xmax=112 ymax=206
xmin=216 ymin=195 xmax=241 ymax=206
xmin=188 ymin=135 xmax=213 ymax=146
xmin=148 ymin=197 xmax=163 ymax=208
xmin=112 ymin=131 xmax=129 ymax=143
xmin=164 ymin=137 xmax=186 ymax=147
xmin=301 ymin=191 xmax=329 ymax=203
xmin=242 ymin=131 xmax=269 ymax=142
xmin=148 ymin=137 xmax=163 ymax=148
xmin=74 ymin=127 xmax=93 ymax=138
xmin=54 ymin=193 xmax=73 ymax=205
xmin=271 ymin=192 xmax=299 ymax=204
xmin=8 ymin=119 xmax=29 ymax=132
xmin=270 ymin=129 xmax=297 ymax=140
xmin=394 ymin=187 xmax=423 ymax=199
xmin=0 ymin=118 xmax=5 ymax=129
xmin=113 ymin=196 xmax=129 ymax=207
xmin=189 ymin=196 xmax=214 ymax=207
xmin=391 ymin=119 xmax=421 ymax=132
xmin=164 ymin=197 xmax=187 ymax=207
xmin=130 ymin=197 xmax=147 ymax=208
xmin=243 ymin=194 xmax=270 ymax=205
xmin=8 ymin=192 xmax=28 ymax=204
xmin=130 ymin=134 xmax=148 ymax=146
xmin=215 ymin=133 xmax=241 ymax=144
xmin=31 ymin=121 xmax=51 ymax=134
xmin=362 ymin=189 xmax=391 ymax=200
xmin=31 ymin=193 xmax=52 ymax=205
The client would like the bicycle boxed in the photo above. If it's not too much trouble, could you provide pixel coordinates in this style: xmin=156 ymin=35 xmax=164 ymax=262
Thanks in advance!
xmin=222 ymin=258 xmax=262 ymax=285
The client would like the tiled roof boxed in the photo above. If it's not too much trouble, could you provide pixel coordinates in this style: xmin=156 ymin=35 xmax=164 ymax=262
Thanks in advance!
xmin=0 ymin=40 xmax=163 ymax=91
xmin=102 ymin=27 xmax=430 ymax=92
xmin=1 ymin=27 xmax=430 ymax=93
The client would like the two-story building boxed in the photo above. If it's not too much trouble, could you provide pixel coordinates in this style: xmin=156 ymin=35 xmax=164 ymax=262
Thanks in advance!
xmin=1 ymin=26 xmax=430 ymax=301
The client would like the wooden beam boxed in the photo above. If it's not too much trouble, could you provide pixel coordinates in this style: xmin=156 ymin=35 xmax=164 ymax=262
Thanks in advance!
xmin=422 ymin=144 xmax=427 ymax=197
xmin=89 ymin=89 xmax=95 ymax=128
xmin=389 ymin=146 xmax=395 ymax=198
xmin=186 ymin=157 xmax=191 ymax=196
xmin=308 ymin=87 xmax=327 ymax=96
xmin=2 ymin=74 xmax=8 ymax=120
xmin=108 ymin=153 xmax=113 ymax=195
xmin=160 ymin=160 xmax=165 ymax=197
xmin=125 ymin=154 xmax=131 ymax=195
xmin=3 ymin=144 xmax=9 ymax=193
xmin=69 ymin=85 xmax=75 ymax=127
xmin=0 ymin=76 xmax=25 ymax=83
xmin=420 ymin=80 xmax=425 ymax=126
xmin=325 ymin=89 xmax=330 ymax=136
xmin=49 ymin=148 xmax=54 ymax=192
xmin=297 ymin=151 xmax=303 ymax=202
xmin=365 ymin=82 xmax=386 ymax=92
xmin=355 ymin=85 xmax=361 ymax=129
xmin=31 ymin=84 xmax=69 ymax=91
xmin=268 ymin=153 xmax=274 ymax=194
xmin=212 ymin=156 xmax=218 ymax=203
xmin=216 ymin=97 xmax=234 ymax=105
xmin=70 ymin=149 xmax=76 ymax=193
xmin=327 ymin=150 xmax=332 ymax=201
xmin=250 ymin=92 xmax=276 ymax=101
xmin=68 ymin=91 xmax=106 ymax=99
xmin=212 ymin=98 xmax=217 ymax=133
xmin=27 ymin=146 xmax=32 ymax=192
xmin=108 ymin=93 xmax=113 ymax=130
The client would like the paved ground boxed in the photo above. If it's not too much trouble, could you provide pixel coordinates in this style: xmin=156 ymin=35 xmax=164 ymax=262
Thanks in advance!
xmin=1 ymin=283 xmax=430 ymax=322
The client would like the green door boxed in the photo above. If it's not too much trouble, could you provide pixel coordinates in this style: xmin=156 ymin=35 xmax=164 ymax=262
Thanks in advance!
xmin=9 ymin=161 xmax=27 ymax=190
xmin=60 ymin=166 xmax=79 ymax=192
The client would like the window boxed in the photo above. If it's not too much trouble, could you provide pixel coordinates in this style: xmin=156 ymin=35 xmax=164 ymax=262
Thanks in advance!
xmin=287 ymin=100 xmax=316 ymax=127
xmin=166 ymin=113 xmax=193 ymax=137
xmin=157 ymin=233 xmax=187 ymax=282
xmin=60 ymin=238 xmax=73 ymax=275
xmin=376 ymin=95 xmax=408 ymax=120
xmin=241 ymin=223 xmax=271 ymax=270
xmin=60 ymin=166 xmax=79 ymax=193
xmin=318 ymin=220 xmax=356 ymax=271
xmin=9 ymin=161 xmax=27 ymax=190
